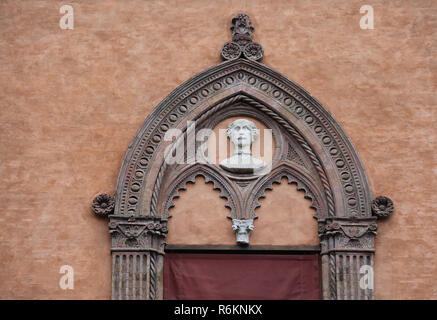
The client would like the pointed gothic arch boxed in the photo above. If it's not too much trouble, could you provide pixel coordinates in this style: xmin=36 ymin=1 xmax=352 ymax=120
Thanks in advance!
xmin=92 ymin=14 xmax=393 ymax=300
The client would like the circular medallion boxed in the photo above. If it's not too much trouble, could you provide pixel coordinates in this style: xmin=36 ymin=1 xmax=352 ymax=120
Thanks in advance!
xmin=243 ymin=42 xmax=264 ymax=61
xmin=221 ymin=42 xmax=242 ymax=60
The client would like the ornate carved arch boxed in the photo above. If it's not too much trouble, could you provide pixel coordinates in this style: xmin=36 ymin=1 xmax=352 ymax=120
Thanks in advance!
xmin=92 ymin=14 xmax=393 ymax=300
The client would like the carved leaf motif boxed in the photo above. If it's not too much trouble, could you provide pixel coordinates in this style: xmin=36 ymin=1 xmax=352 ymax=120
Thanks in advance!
xmin=118 ymin=225 xmax=147 ymax=239
xmin=341 ymin=226 xmax=369 ymax=239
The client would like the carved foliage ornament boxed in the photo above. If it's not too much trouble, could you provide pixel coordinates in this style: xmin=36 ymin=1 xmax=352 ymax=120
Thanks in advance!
xmin=91 ymin=14 xmax=394 ymax=300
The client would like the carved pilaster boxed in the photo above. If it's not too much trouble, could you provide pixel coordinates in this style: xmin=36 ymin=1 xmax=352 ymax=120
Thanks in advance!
xmin=108 ymin=215 xmax=167 ymax=300
xmin=319 ymin=217 xmax=377 ymax=300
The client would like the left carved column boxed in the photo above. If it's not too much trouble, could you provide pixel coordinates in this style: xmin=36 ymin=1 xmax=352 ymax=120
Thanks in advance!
xmin=93 ymin=194 xmax=167 ymax=300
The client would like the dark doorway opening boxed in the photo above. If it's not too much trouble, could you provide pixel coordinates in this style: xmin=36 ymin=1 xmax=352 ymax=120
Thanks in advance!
xmin=164 ymin=245 xmax=321 ymax=300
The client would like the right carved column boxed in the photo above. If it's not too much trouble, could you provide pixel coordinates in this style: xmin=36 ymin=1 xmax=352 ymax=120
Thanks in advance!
xmin=319 ymin=217 xmax=377 ymax=300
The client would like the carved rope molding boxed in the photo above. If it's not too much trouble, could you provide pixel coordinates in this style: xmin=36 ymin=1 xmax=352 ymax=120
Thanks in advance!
xmin=92 ymin=14 xmax=393 ymax=300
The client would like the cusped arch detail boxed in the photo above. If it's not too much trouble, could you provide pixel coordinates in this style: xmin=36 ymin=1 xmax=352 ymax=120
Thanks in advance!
xmin=161 ymin=164 xmax=240 ymax=219
xmin=248 ymin=163 xmax=326 ymax=220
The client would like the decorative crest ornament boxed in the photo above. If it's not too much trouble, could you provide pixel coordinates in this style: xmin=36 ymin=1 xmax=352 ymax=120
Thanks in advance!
xmin=221 ymin=14 xmax=264 ymax=61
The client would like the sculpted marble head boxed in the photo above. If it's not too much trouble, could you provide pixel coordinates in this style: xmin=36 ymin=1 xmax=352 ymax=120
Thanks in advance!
xmin=220 ymin=118 xmax=266 ymax=174
xmin=226 ymin=119 xmax=259 ymax=149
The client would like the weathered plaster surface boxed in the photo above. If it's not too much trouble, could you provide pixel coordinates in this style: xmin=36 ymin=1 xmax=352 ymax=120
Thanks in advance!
xmin=0 ymin=0 xmax=435 ymax=299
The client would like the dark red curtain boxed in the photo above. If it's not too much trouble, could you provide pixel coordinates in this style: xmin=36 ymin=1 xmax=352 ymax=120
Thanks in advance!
xmin=164 ymin=253 xmax=320 ymax=300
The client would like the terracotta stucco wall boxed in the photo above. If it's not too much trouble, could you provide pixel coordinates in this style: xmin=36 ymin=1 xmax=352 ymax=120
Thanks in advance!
xmin=0 ymin=0 xmax=435 ymax=299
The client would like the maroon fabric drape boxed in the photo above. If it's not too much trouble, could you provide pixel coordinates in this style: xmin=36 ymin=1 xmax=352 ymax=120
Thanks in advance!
xmin=164 ymin=253 xmax=320 ymax=300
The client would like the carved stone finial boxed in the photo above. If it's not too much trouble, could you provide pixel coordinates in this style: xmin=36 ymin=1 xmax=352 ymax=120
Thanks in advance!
xmin=92 ymin=194 xmax=114 ymax=217
xmin=231 ymin=13 xmax=254 ymax=45
xmin=221 ymin=14 xmax=264 ymax=61
xmin=371 ymin=196 xmax=394 ymax=218
xmin=232 ymin=219 xmax=254 ymax=245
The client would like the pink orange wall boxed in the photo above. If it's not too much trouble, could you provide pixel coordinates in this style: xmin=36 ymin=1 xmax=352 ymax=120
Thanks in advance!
xmin=0 ymin=0 xmax=435 ymax=299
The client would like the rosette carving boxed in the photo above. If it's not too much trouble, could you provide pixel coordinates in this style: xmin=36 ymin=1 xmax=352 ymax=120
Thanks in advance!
xmin=371 ymin=196 xmax=394 ymax=218
xmin=92 ymin=194 xmax=114 ymax=217
xmin=243 ymin=42 xmax=263 ymax=61
xmin=221 ymin=42 xmax=242 ymax=60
